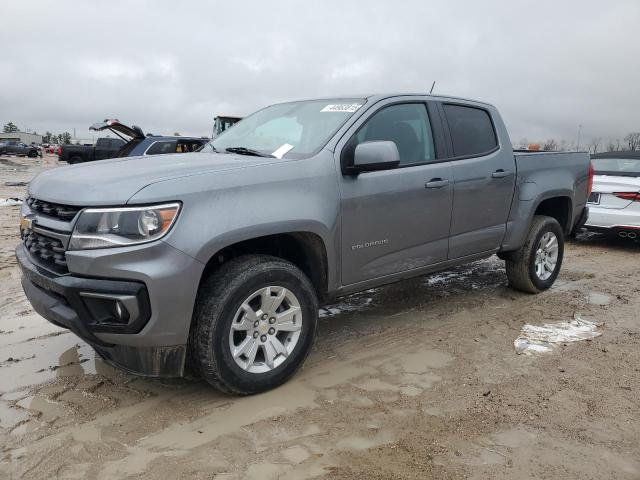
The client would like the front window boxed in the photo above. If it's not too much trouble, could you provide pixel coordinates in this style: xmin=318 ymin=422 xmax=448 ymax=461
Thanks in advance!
xmin=352 ymin=103 xmax=436 ymax=166
xmin=592 ymin=157 xmax=640 ymax=177
xmin=210 ymin=99 xmax=366 ymax=158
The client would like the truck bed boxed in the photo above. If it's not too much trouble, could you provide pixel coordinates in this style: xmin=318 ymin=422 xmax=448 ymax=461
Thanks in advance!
xmin=499 ymin=150 xmax=591 ymax=251
xmin=513 ymin=151 xmax=590 ymax=205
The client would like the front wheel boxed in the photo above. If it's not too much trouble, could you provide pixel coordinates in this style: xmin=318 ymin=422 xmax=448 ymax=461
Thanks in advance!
xmin=505 ymin=215 xmax=564 ymax=293
xmin=191 ymin=255 xmax=318 ymax=394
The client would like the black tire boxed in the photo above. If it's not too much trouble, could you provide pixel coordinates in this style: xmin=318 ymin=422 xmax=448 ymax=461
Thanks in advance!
xmin=191 ymin=255 xmax=318 ymax=395
xmin=28 ymin=150 xmax=38 ymax=158
xmin=68 ymin=155 xmax=82 ymax=164
xmin=505 ymin=215 xmax=564 ymax=294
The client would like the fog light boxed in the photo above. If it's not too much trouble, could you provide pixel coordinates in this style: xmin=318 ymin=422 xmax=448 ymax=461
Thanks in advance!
xmin=80 ymin=293 xmax=135 ymax=326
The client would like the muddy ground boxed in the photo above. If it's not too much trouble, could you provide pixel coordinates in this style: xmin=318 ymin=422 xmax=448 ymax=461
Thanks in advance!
xmin=0 ymin=155 xmax=639 ymax=479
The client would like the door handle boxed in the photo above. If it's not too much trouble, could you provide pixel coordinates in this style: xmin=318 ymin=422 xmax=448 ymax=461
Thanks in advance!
xmin=425 ymin=178 xmax=450 ymax=189
xmin=491 ymin=169 xmax=510 ymax=179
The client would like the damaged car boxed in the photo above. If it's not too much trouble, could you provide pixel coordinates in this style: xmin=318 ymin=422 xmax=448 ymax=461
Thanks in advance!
xmin=59 ymin=119 xmax=209 ymax=164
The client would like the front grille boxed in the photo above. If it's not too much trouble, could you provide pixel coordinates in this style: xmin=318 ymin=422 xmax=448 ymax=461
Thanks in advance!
xmin=23 ymin=229 xmax=68 ymax=273
xmin=26 ymin=197 xmax=81 ymax=222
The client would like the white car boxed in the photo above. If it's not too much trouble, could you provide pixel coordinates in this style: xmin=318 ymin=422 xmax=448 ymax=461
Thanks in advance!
xmin=585 ymin=153 xmax=640 ymax=238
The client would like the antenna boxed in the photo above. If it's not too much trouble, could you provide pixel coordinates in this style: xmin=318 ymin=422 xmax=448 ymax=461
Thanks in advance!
xmin=429 ymin=81 xmax=436 ymax=94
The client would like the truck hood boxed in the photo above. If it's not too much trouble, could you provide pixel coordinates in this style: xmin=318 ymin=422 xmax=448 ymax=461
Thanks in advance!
xmin=29 ymin=152 xmax=283 ymax=206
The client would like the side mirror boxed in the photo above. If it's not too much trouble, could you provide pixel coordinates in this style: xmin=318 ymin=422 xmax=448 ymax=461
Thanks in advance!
xmin=352 ymin=141 xmax=400 ymax=173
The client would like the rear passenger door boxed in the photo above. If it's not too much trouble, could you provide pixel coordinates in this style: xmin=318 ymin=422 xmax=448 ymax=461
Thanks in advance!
xmin=95 ymin=139 xmax=125 ymax=160
xmin=441 ymin=103 xmax=516 ymax=259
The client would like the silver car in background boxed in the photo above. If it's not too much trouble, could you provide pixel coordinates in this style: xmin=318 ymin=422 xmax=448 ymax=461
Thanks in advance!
xmin=585 ymin=152 xmax=640 ymax=238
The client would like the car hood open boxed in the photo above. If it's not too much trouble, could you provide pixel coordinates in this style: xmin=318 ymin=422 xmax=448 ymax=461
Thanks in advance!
xmin=28 ymin=152 xmax=285 ymax=206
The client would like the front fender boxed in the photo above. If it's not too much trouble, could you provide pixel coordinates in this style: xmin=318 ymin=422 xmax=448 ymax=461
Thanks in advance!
xmin=128 ymin=152 xmax=341 ymax=288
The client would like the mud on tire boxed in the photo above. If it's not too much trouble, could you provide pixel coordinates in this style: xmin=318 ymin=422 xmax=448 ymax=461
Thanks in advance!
xmin=190 ymin=255 xmax=318 ymax=395
xmin=505 ymin=215 xmax=564 ymax=294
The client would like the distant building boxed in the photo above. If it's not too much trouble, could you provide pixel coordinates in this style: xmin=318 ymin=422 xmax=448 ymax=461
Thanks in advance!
xmin=0 ymin=131 xmax=43 ymax=144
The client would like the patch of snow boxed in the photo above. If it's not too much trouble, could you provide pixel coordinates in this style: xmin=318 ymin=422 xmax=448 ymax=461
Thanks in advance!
xmin=515 ymin=315 xmax=603 ymax=355
xmin=0 ymin=198 xmax=22 ymax=207
xmin=319 ymin=297 xmax=373 ymax=317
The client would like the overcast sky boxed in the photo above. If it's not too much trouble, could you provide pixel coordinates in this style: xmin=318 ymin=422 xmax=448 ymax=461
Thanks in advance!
xmin=1 ymin=0 xmax=639 ymax=146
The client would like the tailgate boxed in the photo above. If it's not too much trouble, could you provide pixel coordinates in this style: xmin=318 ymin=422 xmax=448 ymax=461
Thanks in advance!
xmin=90 ymin=119 xmax=144 ymax=140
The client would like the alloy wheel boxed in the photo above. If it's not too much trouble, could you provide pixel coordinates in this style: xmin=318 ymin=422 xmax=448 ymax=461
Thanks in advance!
xmin=228 ymin=286 xmax=303 ymax=374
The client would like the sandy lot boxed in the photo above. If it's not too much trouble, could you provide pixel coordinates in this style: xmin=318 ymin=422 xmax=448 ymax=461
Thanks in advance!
xmin=1 ymin=155 xmax=639 ymax=479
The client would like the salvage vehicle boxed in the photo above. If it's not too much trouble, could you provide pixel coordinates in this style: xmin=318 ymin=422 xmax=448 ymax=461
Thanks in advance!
xmin=59 ymin=120 xmax=209 ymax=164
xmin=213 ymin=115 xmax=242 ymax=137
xmin=584 ymin=151 xmax=640 ymax=238
xmin=0 ymin=141 xmax=40 ymax=158
xmin=17 ymin=94 xmax=591 ymax=395
xmin=59 ymin=137 xmax=126 ymax=164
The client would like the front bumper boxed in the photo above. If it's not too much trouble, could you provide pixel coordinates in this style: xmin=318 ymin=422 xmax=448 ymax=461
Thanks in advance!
xmin=16 ymin=244 xmax=194 ymax=377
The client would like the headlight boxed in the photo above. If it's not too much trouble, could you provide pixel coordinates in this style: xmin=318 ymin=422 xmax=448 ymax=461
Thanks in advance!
xmin=69 ymin=203 xmax=181 ymax=250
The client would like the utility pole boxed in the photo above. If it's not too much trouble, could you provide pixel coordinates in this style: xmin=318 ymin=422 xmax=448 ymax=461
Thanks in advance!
xmin=576 ymin=125 xmax=582 ymax=151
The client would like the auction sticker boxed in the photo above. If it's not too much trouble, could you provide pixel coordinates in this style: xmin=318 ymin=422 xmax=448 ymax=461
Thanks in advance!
xmin=321 ymin=103 xmax=362 ymax=113
xmin=272 ymin=143 xmax=294 ymax=159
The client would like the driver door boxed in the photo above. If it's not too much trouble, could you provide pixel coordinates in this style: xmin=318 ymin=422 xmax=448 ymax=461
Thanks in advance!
xmin=338 ymin=101 xmax=453 ymax=286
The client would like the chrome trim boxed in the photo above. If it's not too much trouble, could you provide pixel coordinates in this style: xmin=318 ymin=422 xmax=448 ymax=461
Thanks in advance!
xmin=32 ymin=226 xmax=71 ymax=249
xmin=80 ymin=202 xmax=181 ymax=214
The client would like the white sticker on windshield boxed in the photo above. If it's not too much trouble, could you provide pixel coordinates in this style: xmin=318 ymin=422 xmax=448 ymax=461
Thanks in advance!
xmin=321 ymin=103 xmax=362 ymax=113
xmin=272 ymin=143 xmax=294 ymax=159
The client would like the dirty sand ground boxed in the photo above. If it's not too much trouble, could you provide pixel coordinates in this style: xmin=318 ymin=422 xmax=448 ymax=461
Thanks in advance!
xmin=0 ymin=156 xmax=639 ymax=479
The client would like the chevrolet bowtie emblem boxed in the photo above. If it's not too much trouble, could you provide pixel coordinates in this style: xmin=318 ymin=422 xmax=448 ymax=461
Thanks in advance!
xmin=20 ymin=215 xmax=34 ymax=232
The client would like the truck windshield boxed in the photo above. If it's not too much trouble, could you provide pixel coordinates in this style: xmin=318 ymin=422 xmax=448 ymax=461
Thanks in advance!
xmin=210 ymin=99 xmax=366 ymax=158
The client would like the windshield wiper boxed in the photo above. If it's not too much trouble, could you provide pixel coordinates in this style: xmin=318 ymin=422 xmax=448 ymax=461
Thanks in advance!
xmin=225 ymin=147 xmax=274 ymax=158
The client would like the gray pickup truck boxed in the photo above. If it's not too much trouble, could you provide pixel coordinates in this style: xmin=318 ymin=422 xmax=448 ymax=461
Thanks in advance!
xmin=17 ymin=94 xmax=591 ymax=394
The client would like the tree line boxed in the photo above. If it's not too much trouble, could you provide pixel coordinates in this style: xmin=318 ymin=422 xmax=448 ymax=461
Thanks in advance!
xmin=518 ymin=132 xmax=640 ymax=154
xmin=3 ymin=121 xmax=72 ymax=145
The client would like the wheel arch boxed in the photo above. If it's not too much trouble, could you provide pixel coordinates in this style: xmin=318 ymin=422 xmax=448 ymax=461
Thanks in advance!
xmin=500 ymin=192 xmax=574 ymax=254
xmin=198 ymin=231 xmax=330 ymax=301
xmin=533 ymin=195 xmax=573 ymax=234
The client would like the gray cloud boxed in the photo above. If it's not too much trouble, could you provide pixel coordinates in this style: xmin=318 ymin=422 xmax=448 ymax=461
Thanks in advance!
xmin=1 ymin=0 xmax=639 ymax=146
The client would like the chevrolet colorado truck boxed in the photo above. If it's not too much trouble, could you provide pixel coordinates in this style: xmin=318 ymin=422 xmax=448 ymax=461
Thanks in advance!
xmin=17 ymin=94 xmax=591 ymax=394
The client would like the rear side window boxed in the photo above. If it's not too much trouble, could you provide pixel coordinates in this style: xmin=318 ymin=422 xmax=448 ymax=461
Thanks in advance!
xmin=443 ymin=104 xmax=497 ymax=157
xmin=176 ymin=140 xmax=205 ymax=153
xmin=146 ymin=141 xmax=177 ymax=155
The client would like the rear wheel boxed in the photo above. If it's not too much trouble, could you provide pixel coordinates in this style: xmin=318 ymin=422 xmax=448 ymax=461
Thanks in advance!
xmin=191 ymin=255 xmax=318 ymax=394
xmin=68 ymin=155 xmax=82 ymax=164
xmin=505 ymin=215 xmax=564 ymax=293
xmin=28 ymin=150 xmax=38 ymax=158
